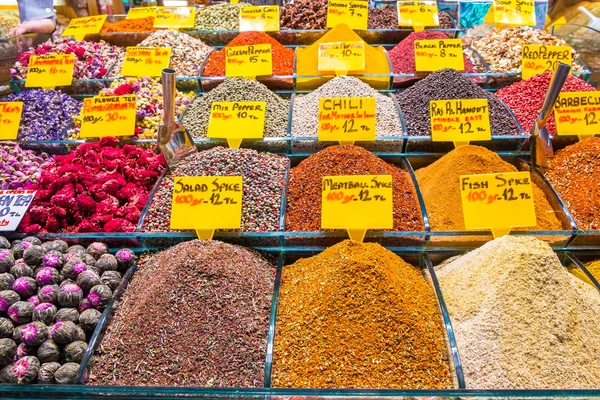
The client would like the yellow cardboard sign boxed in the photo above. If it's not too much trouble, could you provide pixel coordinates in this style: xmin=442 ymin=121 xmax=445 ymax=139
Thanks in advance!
xmin=493 ymin=0 xmax=536 ymax=27
xmin=225 ymin=44 xmax=273 ymax=79
xmin=239 ymin=6 xmax=280 ymax=32
xmin=170 ymin=176 xmax=243 ymax=240
xmin=430 ymin=99 xmax=491 ymax=147
xmin=318 ymin=97 xmax=376 ymax=145
xmin=62 ymin=15 xmax=107 ymax=41
xmin=153 ymin=7 xmax=195 ymax=28
xmin=397 ymin=0 xmax=439 ymax=30
xmin=121 ymin=47 xmax=172 ymax=78
xmin=207 ymin=101 xmax=266 ymax=149
xmin=554 ymin=91 xmax=600 ymax=140
xmin=326 ymin=0 xmax=368 ymax=31
xmin=414 ymin=39 xmax=464 ymax=72
xmin=80 ymin=95 xmax=137 ymax=138
xmin=460 ymin=171 xmax=537 ymax=238
xmin=318 ymin=41 xmax=365 ymax=75
xmin=126 ymin=7 xmax=157 ymax=19
xmin=522 ymin=45 xmax=572 ymax=79
xmin=0 ymin=102 xmax=23 ymax=140
xmin=25 ymin=54 xmax=75 ymax=89
xmin=321 ymin=175 xmax=393 ymax=242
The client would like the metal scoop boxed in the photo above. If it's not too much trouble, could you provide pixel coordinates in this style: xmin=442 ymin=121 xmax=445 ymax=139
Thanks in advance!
xmin=157 ymin=68 xmax=197 ymax=169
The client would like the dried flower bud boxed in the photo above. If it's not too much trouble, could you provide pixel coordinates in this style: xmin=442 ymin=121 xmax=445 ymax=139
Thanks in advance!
xmin=0 ymin=273 xmax=15 ymax=291
xmin=54 ymin=362 xmax=79 ymax=384
xmin=79 ymin=309 xmax=101 ymax=332
xmin=58 ymin=284 xmax=83 ymax=307
xmin=38 ymin=285 xmax=58 ymax=304
xmin=0 ymin=290 xmax=20 ymax=313
xmin=87 ymin=285 xmax=112 ymax=308
xmin=37 ymin=361 xmax=61 ymax=383
xmin=7 ymin=301 xmax=34 ymax=324
xmin=10 ymin=263 xmax=33 ymax=278
xmin=0 ymin=338 xmax=16 ymax=366
xmin=35 ymin=267 xmax=61 ymax=286
xmin=55 ymin=308 xmax=79 ymax=324
xmin=37 ymin=340 xmax=61 ymax=363
xmin=0 ymin=356 xmax=40 ymax=384
xmin=115 ymin=248 xmax=136 ymax=270
xmin=64 ymin=341 xmax=87 ymax=363
xmin=86 ymin=243 xmax=109 ymax=260
xmin=0 ymin=250 xmax=14 ymax=273
xmin=101 ymin=271 xmax=122 ymax=291
xmin=0 ymin=237 xmax=9 ymax=249
xmin=27 ymin=295 xmax=39 ymax=307
xmin=33 ymin=303 xmax=57 ymax=325
xmin=62 ymin=260 xmax=87 ymax=280
xmin=23 ymin=245 xmax=44 ymax=267
xmin=51 ymin=321 xmax=79 ymax=345
xmin=14 ymin=342 xmax=34 ymax=359
xmin=0 ymin=318 xmax=13 ymax=338
xmin=76 ymin=271 xmax=101 ymax=294
xmin=14 ymin=322 xmax=48 ymax=346
xmin=12 ymin=277 xmax=37 ymax=298
xmin=96 ymin=254 xmax=118 ymax=274
xmin=22 ymin=237 xmax=42 ymax=246
xmin=42 ymin=252 xmax=64 ymax=270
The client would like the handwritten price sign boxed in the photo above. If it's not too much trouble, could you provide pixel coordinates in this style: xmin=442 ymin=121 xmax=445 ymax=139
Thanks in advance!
xmin=460 ymin=171 xmax=536 ymax=238
xmin=414 ymin=39 xmax=464 ymax=72
xmin=121 ymin=47 xmax=172 ymax=77
xmin=126 ymin=7 xmax=157 ymax=19
xmin=207 ymin=101 xmax=266 ymax=148
xmin=318 ymin=97 xmax=376 ymax=144
xmin=0 ymin=102 xmax=23 ymax=140
xmin=321 ymin=175 xmax=393 ymax=242
xmin=327 ymin=0 xmax=368 ymax=31
xmin=0 ymin=190 xmax=36 ymax=232
xmin=521 ymin=45 xmax=572 ymax=80
xmin=239 ymin=6 xmax=280 ymax=32
xmin=493 ymin=0 xmax=536 ymax=26
xmin=62 ymin=15 xmax=107 ymax=40
xmin=225 ymin=44 xmax=273 ymax=78
xmin=170 ymin=176 xmax=243 ymax=240
xmin=397 ymin=0 xmax=439 ymax=30
xmin=430 ymin=99 xmax=491 ymax=147
xmin=80 ymin=95 xmax=137 ymax=138
xmin=554 ymin=91 xmax=600 ymax=140
xmin=25 ymin=54 xmax=75 ymax=89
xmin=318 ymin=41 xmax=365 ymax=75
xmin=153 ymin=7 xmax=195 ymax=28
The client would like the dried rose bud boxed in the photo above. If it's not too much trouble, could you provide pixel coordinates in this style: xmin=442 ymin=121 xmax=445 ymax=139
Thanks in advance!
xmin=0 ymin=291 xmax=20 ymax=313
xmin=37 ymin=361 xmax=60 ymax=383
xmin=7 ymin=301 xmax=34 ymax=324
xmin=54 ymin=362 xmax=79 ymax=384
xmin=12 ymin=277 xmax=37 ymax=298
xmin=0 ymin=250 xmax=14 ymax=273
xmin=23 ymin=245 xmax=44 ymax=267
xmin=38 ymin=285 xmax=58 ymax=304
xmin=0 ymin=338 xmax=16 ymax=366
xmin=57 ymin=284 xmax=83 ymax=308
xmin=51 ymin=321 xmax=78 ymax=345
xmin=33 ymin=303 xmax=57 ymax=325
xmin=35 ymin=267 xmax=61 ymax=286
xmin=37 ymin=340 xmax=61 ymax=363
xmin=87 ymin=285 xmax=112 ymax=308
xmin=14 ymin=322 xmax=48 ymax=346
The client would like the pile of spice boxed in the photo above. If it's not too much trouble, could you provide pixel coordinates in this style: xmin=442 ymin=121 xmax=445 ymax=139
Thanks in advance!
xmin=0 ymin=145 xmax=52 ymax=190
xmin=18 ymin=137 xmax=165 ymax=234
xmin=68 ymin=77 xmax=194 ymax=140
xmin=0 ymin=13 xmax=19 ymax=39
xmin=496 ymin=71 xmax=595 ymax=136
xmin=142 ymin=147 xmax=287 ymax=232
xmin=88 ymin=240 xmax=273 ymax=387
xmin=194 ymin=3 xmax=251 ymax=30
xmin=414 ymin=145 xmax=562 ymax=231
xmin=272 ymin=240 xmax=452 ymax=388
xmin=280 ymin=0 xmax=327 ymax=29
xmin=576 ymin=259 xmax=600 ymax=285
xmin=368 ymin=8 xmax=452 ymax=29
xmin=109 ymin=30 xmax=213 ymax=78
xmin=435 ymin=235 xmax=600 ymax=388
xmin=395 ymin=69 xmax=519 ymax=137
xmin=3 ymin=89 xmax=82 ymax=141
xmin=100 ymin=16 xmax=158 ymax=32
xmin=182 ymin=78 xmax=289 ymax=140
xmin=471 ymin=27 xmax=583 ymax=73
xmin=285 ymin=146 xmax=423 ymax=232
xmin=0 ymin=236 xmax=136 ymax=384
xmin=10 ymin=40 xmax=123 ymax=80
xmin=545 ymin=138 xmax=600 ymax=230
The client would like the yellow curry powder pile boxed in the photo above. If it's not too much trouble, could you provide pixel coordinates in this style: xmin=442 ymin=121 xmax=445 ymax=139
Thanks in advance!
xmin=272 ymin=240 xmax=453 ymax=389
xmin=572 ymin=259 xmax=600 ymax=286
xmin=415 ymin=145 xmax=562 ymax=231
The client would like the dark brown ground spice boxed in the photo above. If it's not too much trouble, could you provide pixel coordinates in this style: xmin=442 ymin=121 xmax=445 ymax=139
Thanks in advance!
xmin=272 ymin=240 xmax=453 ymax=388
xmin=87 ymin=240 xmax=275 ymax=387
xmin=285 ymin=145 xmax=424 ymax=231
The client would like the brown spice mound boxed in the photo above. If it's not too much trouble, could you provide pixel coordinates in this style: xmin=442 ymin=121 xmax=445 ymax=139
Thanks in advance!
xmin=88 ymin=240 xmax=274 ymax=387
xmin=285 ymin=145 xmax=424 ymax=231
xmin=415 ymin=145 xmax=562 ymax=231
xmin=272 ymin=240 xmax=453 ymax=388
xmin=100 ymin=16 xmax=158 ymax=33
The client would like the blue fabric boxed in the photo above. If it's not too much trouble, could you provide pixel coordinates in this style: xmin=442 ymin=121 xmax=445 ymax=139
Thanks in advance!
xmin=17 ymin=0 xmax=56 ymax=22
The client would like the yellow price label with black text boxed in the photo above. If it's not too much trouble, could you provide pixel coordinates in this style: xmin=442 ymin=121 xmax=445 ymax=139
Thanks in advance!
xmin=225 ymin=44 xmax=273 ymax=78
xmin=240 ymin=6 xmax=280 ymax=32
xmin=207 ymin=101 xmax=266 ymax=149
xmin=62 ymin=15 xmax=107 ymax=40
xmin=0 ymin=102 xmax=23 ymax=140
xmin=493 ymin=0 xmax=536 ymax=26
xmin=121 ymin=47 xmax=172 ymax=77
xmin=318 ymin=41 xmax=365 ymax=75
xmin=327 ymin=0 xmax=368 ymax=31
xmin=80 ymin=95 xmax=137 ymax=138
xmin=460 ymin=171 xmax=536 ymax=238
xmin=430 ymin=99 xmax=491 ymax=147
xmin=322 ymin=175 xmax=393 ymax=242
xmin=521 ymin=45 xmax=572 ymax=79
xmin=554 ymin=91 xmax=600 ymax=140
xmin=126 ymin=7 xmax=157 ymax=19
xmin=153 ymin=7 xmax=195 ymax=28
xmin=318 ymin=97 xmax=376 ymax=145
xmin=25 ymin=54 xmax=75 ymax=89
xmin=170 ymin=176 xmax=243 ymax=240
xmin=397 ymin=0 xmax=439 ymax=30
xmin=414 ymin=39 xmax=464 ymax=72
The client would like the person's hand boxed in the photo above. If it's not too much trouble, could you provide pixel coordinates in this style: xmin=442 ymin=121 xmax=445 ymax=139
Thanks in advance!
xmin=9 ymin=19 xmax=55 ymax=37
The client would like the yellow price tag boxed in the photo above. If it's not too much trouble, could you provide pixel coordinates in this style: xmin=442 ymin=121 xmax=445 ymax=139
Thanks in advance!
xmin=239 ymin=6 xmax=280 ymax=32
xmin=62 ymin=15 xmax=107 ymax=41
xmin=430 ymin=99 xmax=491 ymax=147
xmin=318 ymin=41 xmax=365 ymax=75
xmin=25 ymin=54 xmax=75 ymax=89
xmin=414 ymin=39 xmax=464 ymax=72
xmin=318 ymin=97 xmax=376 ymax=145
xmin=397 ymin=0 xmax=439 ymax=30
xmin=153 ymin=7 xmax=195 ymax=28
xmin=554 ymin=91 xmax=600 ymax=140
xmin=231 ymin=0 xmax=239 ymax=4
xmin=225 ymin=44 xmax=273 ymax=79
xmin=80 ymin=95 xmax=137 ymax=138
xmin=493 ymin=0 xmax=536 ymax=27
xmin=207 ymin=101 xmax=266 ymax=149
xmin=521 ymin=45 xmax=572 ymax=79
xmin=321 ymin=175 xmax=393 ymax=242
xmin=170 ymin=176 xmax=243 ymax=240
xmin=0 ymin=102 xmax=23 ymax=140
xmin=126 ymin=7 xmax=157 ymax=19
xmin=326 ymin=0 xmax=368 ymax=31
xmin=121 ymin=47 xmax=172 ymax=78
xmin=460 ymin=171 xmax=537 ymax=238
